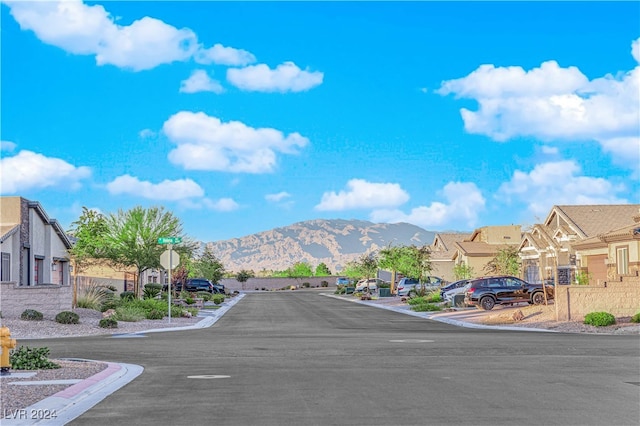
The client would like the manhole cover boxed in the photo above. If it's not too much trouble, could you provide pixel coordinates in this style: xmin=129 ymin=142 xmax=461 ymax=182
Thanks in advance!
xmin=187 ymin=375 xmax=231 ymax=379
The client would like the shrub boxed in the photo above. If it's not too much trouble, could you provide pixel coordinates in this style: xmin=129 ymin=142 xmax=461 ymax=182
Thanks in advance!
xmin=114 ymin=305 xmax=146 ymax=322
xmin=184 ymin=297 xmax=195 ymax=305
xmin=77 ymin=280 xmax=113 ymax=310
xmin=21 ymin=309 xmax=43 ymax=321
xmin=10 ymin=346 xmax=60 ymax=370
xmin=407 ymin=297 xmax=426 ymax=306
xmin=212 ymin=294 xmax=225 ymax=305
xmin=631 ymin=312 xmax=640 ymax=324
xmin=120 ymin=291 xmax=136 ymax=301
xmin=143 ymin=284 xmax=162 ymax=300
xmin=197 ymin=291 xmax=213 ymax=301
xmin=334 ymin=286 xmax=346 ymax=295
xmin=302 ymin=282 xmax=310 ymax=288
xmin=55 ymin=311 xmax=79 ymax=324
xmin=99 ymin=318 xmax=118 ymax=329
xmin=584 ymin=312 xmax=616 ymax=327
xmin=146 ymin=309 xmax=164 ymax=320
xmin=100 ymin=297 xmax=120 ymax=312
xmin=410 ymin=303 xmax=442 ymax=312
xmin=321 ymin=280 xmax=329 ymax=287
xmin=185 ymin=307 xmax=198 ymax=317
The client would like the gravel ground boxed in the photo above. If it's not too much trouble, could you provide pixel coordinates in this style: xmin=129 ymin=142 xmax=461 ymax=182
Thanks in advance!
xmin=0 ymin=308 xmax=203 ymax=418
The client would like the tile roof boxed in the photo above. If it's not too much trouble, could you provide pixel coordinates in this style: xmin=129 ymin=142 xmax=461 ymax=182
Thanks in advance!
xmin=553 ymin=205 xmax=640 ymax=238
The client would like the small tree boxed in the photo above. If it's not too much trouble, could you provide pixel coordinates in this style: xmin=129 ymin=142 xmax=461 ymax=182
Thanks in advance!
xmin=484 ymin=246 xmax=521 ymax=276
xmin=192 ymin=246 xmax=225 ymax=283
xmin=453 ymin=262 xmax=474 ymax=280
xmin=315 ymin=262 xmax=331 ymax=276
xmin=236 ymin=269 xmax=254 ymax=283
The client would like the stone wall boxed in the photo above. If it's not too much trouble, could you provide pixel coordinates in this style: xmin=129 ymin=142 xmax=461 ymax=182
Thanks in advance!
xmin=0 ymin=282 xmax=73 ymax=319
xmin=555 ymin=277 xmax=640 ymax=321
xmin=221 ymin=276 xmax=337 ymax=292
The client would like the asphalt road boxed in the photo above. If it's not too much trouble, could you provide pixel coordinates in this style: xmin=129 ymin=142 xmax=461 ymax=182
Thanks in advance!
xmin=32 ymin=290 xmax=640 ymax=426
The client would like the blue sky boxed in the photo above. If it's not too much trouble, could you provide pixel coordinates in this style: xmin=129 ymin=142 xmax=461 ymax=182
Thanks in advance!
xmin=1 ymin=1 xmax=639 ymax=243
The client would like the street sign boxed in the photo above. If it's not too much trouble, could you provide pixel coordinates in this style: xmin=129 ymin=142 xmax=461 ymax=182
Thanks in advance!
xmin=158 ymin=237 xmax=182 ymax=245
xmin=160 ymin=250 xmax=180 ymax=270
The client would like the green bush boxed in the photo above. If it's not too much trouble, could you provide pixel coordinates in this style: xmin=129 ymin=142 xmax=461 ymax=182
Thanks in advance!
xmin=584 ymin=312 xmax=616 ymax=327
xmin=100 ymin=297 xmax=121 ymax=312
xmin=212 ymin=294 xmax=225 ymax=305
xmin=197 ymin=291 xmax=213 ymax=301
xmin=334 ymin=286 xmax=346 ymax=294
xmin=21 ymin=309 xmax=43 ymax=321
xmin=146 ymin=309 xmax=164 ymax=320
xmin=631 ymin=312 xmax=640 ymax=323
xmin=410 ymin=303 xmax=443 ymax=312
xmin=99 ymin=318 xmax=118 ymax=329
xmin=321 ymin=280 xmax=329 ymax=287
xmin=120 ymin=291 xmax=136 ymax=301
xmin=302 ymin=282 xmax=310 ymax=288
xmin=114 ymin=305 xmax=146 ymax=322
xmin=143 ymin=284 xmax=162 ymax=299
xmin=407 ymin=297 xmax=427 ymax=306
xmin=185 ymin=297 xmax=195 ymax=305
xmin=55 ymin=311 xmax=79 ymax=324
xmin=77 ymin=280 xmax=113 ymax=310
xmin=10 ymin=346 xmax=60 ymax=370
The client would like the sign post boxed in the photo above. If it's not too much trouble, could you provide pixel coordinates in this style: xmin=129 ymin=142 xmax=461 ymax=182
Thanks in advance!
xmin=159 ymin=237 xmax=182 ymax=323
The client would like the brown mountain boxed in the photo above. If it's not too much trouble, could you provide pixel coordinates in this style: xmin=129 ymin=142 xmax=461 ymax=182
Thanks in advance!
xmin=206 ymin=219 xmax=435 ymax=273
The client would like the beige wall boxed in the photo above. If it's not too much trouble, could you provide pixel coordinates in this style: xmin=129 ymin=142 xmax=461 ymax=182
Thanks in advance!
xmin=555 ymin=278 xmax=640 ymax=321
xmin=0 ymin=196 xmax=21 ymax=223
xmin=431 ymin=260 xmax=455 ymax=282
xmin=480 ymin=225 xmax=521 ymax=245
xmin=221 ymin=276 xmax=336 ymax=292
xmin=0 ymin=282 xmax=73 ymax=318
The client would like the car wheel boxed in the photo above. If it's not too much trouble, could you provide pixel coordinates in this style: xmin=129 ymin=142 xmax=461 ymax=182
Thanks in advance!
xmin=479 ymin=296 xmax=495 ymax=311
xmin=531 ymin=292 xmax=545 ymax=305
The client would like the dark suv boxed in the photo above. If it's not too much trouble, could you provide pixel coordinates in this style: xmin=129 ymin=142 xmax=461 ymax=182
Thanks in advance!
xmin=463 ymin=275 xmax=554 ymax=310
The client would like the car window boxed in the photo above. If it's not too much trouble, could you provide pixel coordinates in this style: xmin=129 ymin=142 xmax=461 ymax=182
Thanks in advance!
xmin=504 ymin=278 xmax=523 ymax=288
xmin=487 ymin=278 xmax=503 ymax=288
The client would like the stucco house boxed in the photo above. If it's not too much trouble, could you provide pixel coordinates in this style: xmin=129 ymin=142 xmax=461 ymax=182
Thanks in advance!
xmin=451 ymin=225 xmax=522 ymax=277
xmin=519 ymin=205 xmax=640 ymax=285
xmin=0 ymin=196 xmax=74 ymax=316
xmin=429 ymin=232 xmax=472 ymax=281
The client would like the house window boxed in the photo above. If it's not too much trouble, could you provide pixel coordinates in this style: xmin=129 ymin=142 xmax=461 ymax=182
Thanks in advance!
xmin=34 ymin=257 xmax=44 ymax=284
xmin=1 ymin=252 xmax=10 ymax=281
xmin=616 ymin=247 xmax=629 ymax=275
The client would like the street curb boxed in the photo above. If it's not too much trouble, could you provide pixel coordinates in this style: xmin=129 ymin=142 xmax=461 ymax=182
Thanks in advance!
xmin=321 ymin=293 xmax=557 ymax=333
xmin=1 ymin=361 xmax=143 ymax=426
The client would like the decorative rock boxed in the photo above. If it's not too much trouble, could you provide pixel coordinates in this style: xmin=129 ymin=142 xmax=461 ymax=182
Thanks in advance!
xmin=102 ymin=309 xmax=116 ymax=318
xmin=512 ymin=309 xmax=525 ymax=322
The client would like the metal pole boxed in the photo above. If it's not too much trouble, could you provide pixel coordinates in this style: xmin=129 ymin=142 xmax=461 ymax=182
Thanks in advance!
xmin=168 ymin=244 xmax=172 ymax=323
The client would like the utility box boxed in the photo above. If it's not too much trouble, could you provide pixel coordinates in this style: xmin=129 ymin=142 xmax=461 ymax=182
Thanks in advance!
xmin=379 ymin=288 xmax=392 ymax=297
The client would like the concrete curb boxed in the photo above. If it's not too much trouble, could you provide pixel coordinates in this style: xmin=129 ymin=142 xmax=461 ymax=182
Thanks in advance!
xmin=321 ymin=293 xmax=557 ymax=333
xmin=1 ymin=361 xmax=143 ymax=426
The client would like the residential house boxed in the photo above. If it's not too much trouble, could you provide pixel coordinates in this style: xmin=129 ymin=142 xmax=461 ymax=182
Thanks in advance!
xmin=0 ymin=196 xmax=73 ymax=317
xmin=571 ymin=210 xmax=640 ymax=283
xmin=519 ymin=205 xmax=640 ymax=285
xmin=429 ymin=232 xmax=472 ymax=281
xmin=452 ymin=225 xmax=521 ymax=277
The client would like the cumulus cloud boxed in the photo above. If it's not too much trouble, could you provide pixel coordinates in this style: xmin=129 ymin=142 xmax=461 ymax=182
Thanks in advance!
xmin=227 ymin=61 xmax=324 ymax=92
xmin=106 ymin=175 xmax=204 ymax=201
xmin=162 ymin=111 xmax=309 ymax=173
xmin=541 ymin=145 xmax=559 ymax=155
xmin=369 ymin=182 xmax=485 ymax=228
xmin=265 ymin=191 xmax=291 ymax=202
xmin=204 ymin=197 xmax=240 ymax=212
xmin=438 ymin=38 xmax=640 ymax=169
xmin=139 ymin=129 xmax=156 ymax=139
xmin=497 ymin=160 xmax=628 ymax=218
xmin=315 ymin=179 xmax=409 ymax=211
xmin=0 ymin=150 xmax=91 ymax=193
xmin=180 ymin=70 xmax=224 ymax=94
xmin=5 ymin=0 xmax=197 ymax=71
xmin=194 ymin=43 xmax=256 ymax=66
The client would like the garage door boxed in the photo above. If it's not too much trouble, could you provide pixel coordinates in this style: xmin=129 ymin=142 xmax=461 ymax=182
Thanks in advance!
xmin=587 ymin=254 xmax=607 ymax=284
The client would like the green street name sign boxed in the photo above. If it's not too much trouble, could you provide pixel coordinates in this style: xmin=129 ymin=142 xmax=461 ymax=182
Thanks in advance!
xmin=158 ymin=237 xmax=182 ymax=245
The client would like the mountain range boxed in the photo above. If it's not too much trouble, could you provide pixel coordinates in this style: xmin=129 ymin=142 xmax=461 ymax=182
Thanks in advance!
xmin=205 ymin=219 xmax=436 ymax=273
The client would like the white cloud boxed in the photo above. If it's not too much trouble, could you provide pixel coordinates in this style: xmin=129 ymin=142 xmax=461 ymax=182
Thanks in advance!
xmin=315 ymin=179 xmax=409 ymax=211
xmin=5 ymin=0 xmax=197 ymax=71
xmin=265 ymin=191 xmax=291 ymax=202
xmin=194 ymin=43 xmax=256 ymax=66
xmin=204 ymin=197 xmax=240 ymax=212
xmin=438 ymin=38 xmax=640 ymax=169
xmin=106 ymin=175 xmax=204 ymax=201
xmin=227 ymin=61 xmax=324 ymax=92
xmin=139 ymin=129 xmax=156 ymax=139
xmin=632 ymin=38 xmax=640 ymax=63
xmin=497 ymin=160 xmax=628 ymax=218
xmin=0 ymin=150 xmax=91 ymax=193
xmin=180 ymin=70 xmax=224 ymax=94
xmin=1 ymin=141 xmax=17 ymax=152
xmin=162 ymin=111 xmax=309 ymax=173
xmin=541 ymin=145 xmax=559 ymax=155
xmin=369 ymin=182 xmax=485 ymax=228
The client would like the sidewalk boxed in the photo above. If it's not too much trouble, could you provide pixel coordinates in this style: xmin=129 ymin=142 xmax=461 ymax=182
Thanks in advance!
xmin=0 ymin=294 xmax=245 ymax=426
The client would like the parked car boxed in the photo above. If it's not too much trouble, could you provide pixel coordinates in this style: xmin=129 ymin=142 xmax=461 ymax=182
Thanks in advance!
xmin=396 ymin=276 xmax=444 ymax=296
xmin=463 ymin=275 xmax=554 ymax=310
xmin=212 ymin=283 xmax=226 ymax=294
xmin=355 ymin=278 xmax=385 ymax=293
xmin=336 ymin=277 xmax=350 ymax=286
xmin=183 ymin=278 xmax=215 ymax=293
xmin=440 ymin=279 xmax=471 ymax=301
